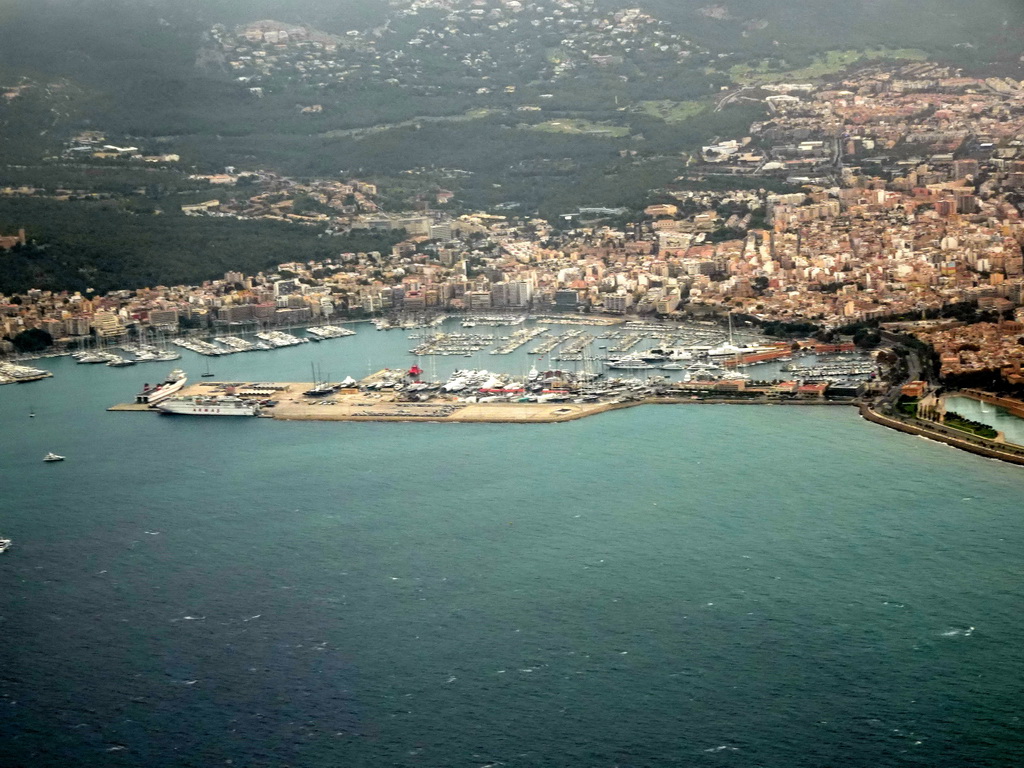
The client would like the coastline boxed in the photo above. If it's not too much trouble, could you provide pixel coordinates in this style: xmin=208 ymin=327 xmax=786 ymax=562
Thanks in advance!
xmin=859 ymin=402 xmax=1024 ymax=467
xmin=107 ymin=378 xmax=1024 ymax=465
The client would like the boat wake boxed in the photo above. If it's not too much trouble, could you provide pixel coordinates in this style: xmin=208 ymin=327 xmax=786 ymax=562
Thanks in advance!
xmin=940 ymin=626 xmax=975 ymax=637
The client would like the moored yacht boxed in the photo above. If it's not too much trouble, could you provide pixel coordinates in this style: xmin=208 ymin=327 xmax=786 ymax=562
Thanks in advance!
xmin=607 ymin=356 xmax=655 ymax=370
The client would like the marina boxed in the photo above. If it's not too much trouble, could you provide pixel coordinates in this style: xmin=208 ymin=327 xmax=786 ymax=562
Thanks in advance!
xmin=490 ymin=326 xmax=548 ymax=355
xmin=9 ymin=316 xmax=889 ymax=428
xmin=10 ymin=316 xmax=878 ymax=424
xmin=4 ymin=315 xmax=796 ymax=384
xmin=0 ymin=361 xmax=53 ymax=384
xmin=409 ymin=332 xmax=496 ymax=356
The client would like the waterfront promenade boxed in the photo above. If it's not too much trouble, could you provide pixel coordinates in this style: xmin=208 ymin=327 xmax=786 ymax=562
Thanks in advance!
xmin=860 ymin=401 xmax=1024 ymax=467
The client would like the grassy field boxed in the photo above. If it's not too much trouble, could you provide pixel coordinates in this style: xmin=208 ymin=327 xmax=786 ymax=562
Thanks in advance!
xmin=635 ymin=100 xmax=709 ymax=123
xmin=319 ymin=108 xmax=498 ymax=139
xmin=521 ymin=119 xmax=631 ymax=137
xmin=725 ymin=48 xmax=929 ymax=85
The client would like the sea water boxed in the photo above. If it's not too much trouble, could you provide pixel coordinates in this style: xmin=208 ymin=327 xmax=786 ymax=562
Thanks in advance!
xmin=2 ymin=334 xmax=1024 ymax=767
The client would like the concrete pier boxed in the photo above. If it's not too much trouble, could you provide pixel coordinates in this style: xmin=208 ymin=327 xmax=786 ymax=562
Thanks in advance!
xmin=108 ymin=375 xmax=628 ymax=423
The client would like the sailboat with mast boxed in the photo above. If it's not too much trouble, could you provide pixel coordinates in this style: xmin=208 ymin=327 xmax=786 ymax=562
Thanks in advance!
xmin=303 ymin=362 xmax=336 ymax=397
xmin=706 ymin=312 xmax=775 ymax=358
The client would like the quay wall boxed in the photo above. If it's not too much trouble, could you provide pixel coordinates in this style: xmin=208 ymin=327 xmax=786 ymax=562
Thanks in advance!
xmin=859 ymin=403 xmax=1024 ymax=467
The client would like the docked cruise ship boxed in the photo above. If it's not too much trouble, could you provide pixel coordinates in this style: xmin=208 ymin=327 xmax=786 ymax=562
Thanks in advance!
xmin=135 ymin=369 xmax=187 ymax=405
xmin=156 ymin=395 xmax=260 ymax=416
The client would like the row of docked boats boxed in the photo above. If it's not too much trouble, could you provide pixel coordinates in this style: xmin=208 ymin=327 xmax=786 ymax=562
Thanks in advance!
xmin=461 ymin=314 xmax=527 ymax=328
xmin=0 ymin=361 xmax=54 ymax=384
xmin=306 ymin=325 xmax=357 ymax=340
xmin=117 ymin=343 xmax=181 ymax=363
xmin=74 ymin=350 xmax=132 ymax=365
xmin=607 ymin=353 xmax=725 ymax=370
xmin=780 ymin=362 xmax=877 ymax=377
xmin=375 ymin=315 xmax=448 ymax=331
xmin=255 ymin=331 xmax=309 ymax=348
xmin=171 ymin=329 xmax=333 ymax=356
xmin=173 ymin=337 xmax=270 ymax=356
xmin=73 ymin=347 xmax=179 ymax=366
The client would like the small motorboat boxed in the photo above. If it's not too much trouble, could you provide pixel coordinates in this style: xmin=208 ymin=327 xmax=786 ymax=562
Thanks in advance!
xmin=43 ymin=452 xmax=65 ymax=462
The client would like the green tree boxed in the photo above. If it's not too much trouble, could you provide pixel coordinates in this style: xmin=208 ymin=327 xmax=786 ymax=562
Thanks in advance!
xmin=12 ymin=327 xmax=53 ymax=352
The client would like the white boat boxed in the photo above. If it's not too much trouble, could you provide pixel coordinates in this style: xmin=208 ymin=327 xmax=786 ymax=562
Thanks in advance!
xmin=641 ymin=347 xmax=694 ymax=362
xmin=43 ymin=452 xmax=65 ymax=462
xmin=106 ymin=355 xmax=137 ymax=367
xmin=706 ymin=343 xmax=750 ymax=357
xmin=136 ymin=369 xmax=188 ymax=405
xmin=706 ymin=342 xmax=780 ymax=357
xmin=306 ymin=325 xmax=357 ymax=339
xmin=76 ymin=352 xmax=109 ymax=364
xmin=0 ymin=538 xmax=11 ymax=553
xmin=157 ymin=395 xmax=260 ymax=416
xmin=607 ymin=357 xmax=655 ymax=370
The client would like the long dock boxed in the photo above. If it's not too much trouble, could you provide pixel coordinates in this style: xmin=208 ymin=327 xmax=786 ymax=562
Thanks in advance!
xmin=108 ymin=375 xmax=629 ymax=423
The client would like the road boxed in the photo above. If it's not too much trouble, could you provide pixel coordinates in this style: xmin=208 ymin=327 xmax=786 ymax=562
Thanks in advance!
xmin=714 ymin=86 xmax=756 ymax=112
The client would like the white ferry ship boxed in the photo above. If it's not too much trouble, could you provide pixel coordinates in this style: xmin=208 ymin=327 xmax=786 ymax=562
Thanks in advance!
xmin=157 ymin=395 xmax=260 ymax=417
xmin=136 ymin=369 xmax=188 ymax=405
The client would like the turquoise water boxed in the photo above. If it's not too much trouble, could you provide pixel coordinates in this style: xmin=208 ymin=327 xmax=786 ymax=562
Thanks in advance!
xmin=945 ymin=395 xmax=1024 ymax=447
xmin=2 ymin=341 xmax=1024 ymax=767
